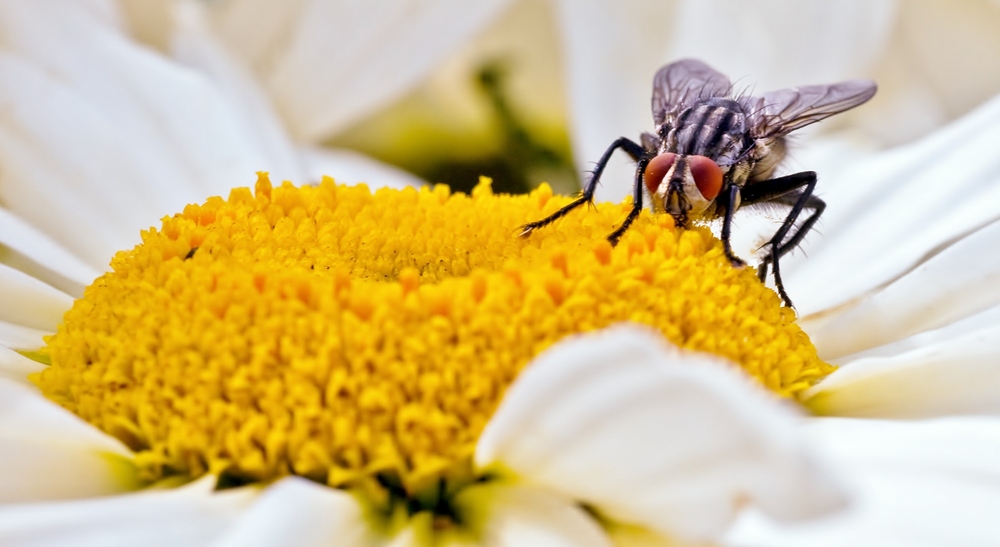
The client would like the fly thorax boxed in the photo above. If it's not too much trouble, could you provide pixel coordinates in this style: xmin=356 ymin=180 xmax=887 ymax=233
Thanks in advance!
xmin=749 ymin=137 xmax=787 ymax=181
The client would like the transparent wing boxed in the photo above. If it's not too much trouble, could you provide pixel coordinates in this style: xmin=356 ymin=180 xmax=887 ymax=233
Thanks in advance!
xmin=651 ymin=59 xmax=731 ymax=126
xmin=751 ymin=80 xmax=877 ymax=138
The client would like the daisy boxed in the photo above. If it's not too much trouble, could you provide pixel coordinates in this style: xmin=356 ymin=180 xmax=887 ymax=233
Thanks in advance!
xmin=4 ymin=2 xmax=1000 ymax=547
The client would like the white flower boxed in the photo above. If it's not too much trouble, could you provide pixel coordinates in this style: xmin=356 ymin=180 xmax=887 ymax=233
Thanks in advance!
xmin=4 ymin=1 xmax=1000 ymax=546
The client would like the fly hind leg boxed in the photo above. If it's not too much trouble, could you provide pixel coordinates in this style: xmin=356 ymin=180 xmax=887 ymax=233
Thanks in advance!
xmin=518 ymin=137 xmax=646 ymax=238
xmin=756 ymin=189 xmax=825 ymax=308
xmin=739 ymin=171 xmax=823 ymax=308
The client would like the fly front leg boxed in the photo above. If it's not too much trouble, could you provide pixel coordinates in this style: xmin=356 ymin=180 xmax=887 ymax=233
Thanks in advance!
xmin=519 ymin=137 xmax=646 ymax=238
xmin=740 ymin=171 xmax=821 ymax=308
xmin=719 ymin=184 xmax=746 ymax=267
xmin=606 ymin=156 xmax=650 ymax=246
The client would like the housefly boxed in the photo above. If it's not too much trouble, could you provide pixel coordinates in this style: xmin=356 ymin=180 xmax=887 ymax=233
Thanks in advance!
xmin=518 ymin=59 xmax=876 ymax=307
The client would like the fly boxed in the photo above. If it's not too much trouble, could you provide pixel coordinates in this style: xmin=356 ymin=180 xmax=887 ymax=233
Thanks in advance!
xmin=518 ymin=59 xmax=877 ymax=308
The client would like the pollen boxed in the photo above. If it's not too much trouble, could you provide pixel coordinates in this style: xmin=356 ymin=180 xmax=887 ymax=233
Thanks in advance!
xmin=33 ymin=173 xmax=832 ymax=496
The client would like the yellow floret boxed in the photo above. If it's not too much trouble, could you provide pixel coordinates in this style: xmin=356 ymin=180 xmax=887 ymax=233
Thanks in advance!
xmin=34 ymin=173 xmax=832 ymax=495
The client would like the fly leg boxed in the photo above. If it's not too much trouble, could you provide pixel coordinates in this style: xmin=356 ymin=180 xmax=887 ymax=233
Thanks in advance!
xmin=719 ymin=184 xmax=745 ymax=267
xmin=757 ymin=191 xmax=826 ymax=279
xmin=606 ymin=156 xmax=650 ymax=246
xmin=740 ymin=171 xmax=823 ymax=308
xmin=519 ymin=137 xmax=645 ymax=238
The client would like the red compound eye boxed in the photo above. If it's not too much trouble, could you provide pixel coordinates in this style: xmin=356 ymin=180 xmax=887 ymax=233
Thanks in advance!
xmin=688 ymin=155 xmax=723 ymax=201
xmin=644 ymin=153 xmax=676 ymax=194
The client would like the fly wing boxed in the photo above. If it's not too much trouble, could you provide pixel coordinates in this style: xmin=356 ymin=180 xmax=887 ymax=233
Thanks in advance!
xmin=651 ymin=59 xmax=731 ymax=126
xmin=751 ymin=80 xmax=877 ymax=138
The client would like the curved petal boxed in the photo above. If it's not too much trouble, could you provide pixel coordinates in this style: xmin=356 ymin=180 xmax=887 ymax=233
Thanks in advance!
xmin=0 ymin=344 xmax=45 ymax=384
xmin=665 ymin=0 xmax=893 ymax=89
xmin=0 ymin=320 xmax=49 ymax=352
xmin=475 ymin=325 xmax=849 ymax=542
xmin=839 ymin=299 xmax=1000 ymax=363
xmin=786 ymin=92 xmax=1000 ymax=316
xmin=806 ymin=216 xmax=1000 ymax=360
xmin=0 ymin=475 xmax=256 ymax=547
xmin=0 ymin=262 xmax=73 ymax=332
xmin=389 ymin=483 xmax=612 ymax=547
xmin=726 ymin=417 xmax=1000 ymax=546
xmin=199 ymin=0 xmax=310 ymax=78
xmin=806 ymin=320 xmax=1000 ymax=419
xmin=455 ymin=483 xmax=612 ymax=547
xmin=0 ymin=0 xmax=302 ymax=266
xmin=168 ymin=0 xmax=304 ymax=185
xmin=0 ymin=207 xmax=100 ymax=295
xmin=0 ymin=378 xmax=138 ymax=503
xmin=858 ymin=1 xmax=1000 ymax=146
xmin=208 ymin=0 xmax=512 ymax=142
xmin=210 ymin=477 xmax=374 ymax=547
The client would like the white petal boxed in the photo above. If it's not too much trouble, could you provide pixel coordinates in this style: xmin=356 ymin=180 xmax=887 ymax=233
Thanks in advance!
xmin=475 ymin=325 xmax=848 ymax=542
xmin=0 ymin=320 xmax=49 ymax=352
xmin=785 ymin=93 xmax=1000 ymax=316
xmin=805 ymin=321 xmax=1000 ymax=419
xmin=830 ymin=298 xmax=1000 ymax=363
xmin=171 ymin=1 xmax=427 ymax=190
xmin=726 ymin=417 xmax=1000 ymax=546
xmin=200 ymin=0 xmax=310 ymax=81
xmin=208 ymin=0 xmax=512 ymax=142
xmin=75 ymin=0 xmax=124 ymax=30
xmin=666 ymin=0 xmax=893 ymax=89
xmin=0 ymin=1 xmax=198 ymax=261
xmin=858 ymin=2 xmax=1000 ymax=146
xmin=168 ymin=0 xmax=305 ymax=185
xmin=0 ymin=344 xmax=45 ymax=385
xmin=0 ymin=1 xmax=299 ymax=266
xmin=0 ymin=378 xmax=137 ymax=503
xmin=455 ymin=483 xmax=612 ymax=547
xmin=210 ymin=477 xmax=373 ymax=547
xmin=389 ymin=484 xmax=611 ymax=547
xmin=0 ymin=262 xmax=73 ymax=332
xmin=298 ymin=146 xmax=423 ymax=188
xmin=0 ymin=206 xmax=100 ymax=295
xmin=0 ymin=475 xmax=256 ymax=547
xmin=806 ymin=215 xmax=1000 ymax=359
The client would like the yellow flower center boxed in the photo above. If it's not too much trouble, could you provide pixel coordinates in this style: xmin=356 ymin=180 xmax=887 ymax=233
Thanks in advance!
xmin=33 ymin=173 xmax=831 ymax=500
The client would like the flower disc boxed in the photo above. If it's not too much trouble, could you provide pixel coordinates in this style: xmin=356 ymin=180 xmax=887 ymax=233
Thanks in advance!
xmin=33 ymin=174 xmax=831 ymax=494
